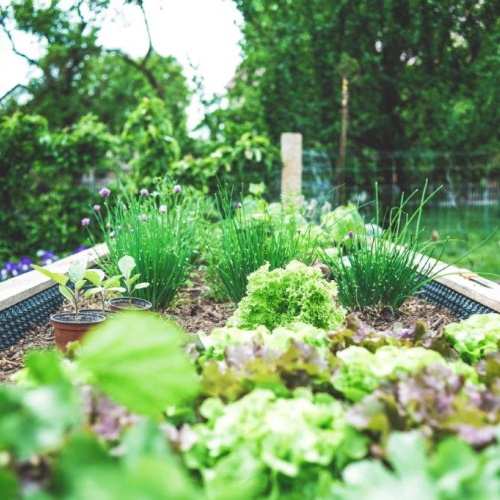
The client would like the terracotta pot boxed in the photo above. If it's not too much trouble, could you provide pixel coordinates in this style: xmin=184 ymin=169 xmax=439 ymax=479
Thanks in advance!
xmin=50 ymin=312 xmax=106 ymax=352
xmin=80 ymin=308 xmax=118 ymax=318
xmin=108 ymin=297 xmax=153 ymax=312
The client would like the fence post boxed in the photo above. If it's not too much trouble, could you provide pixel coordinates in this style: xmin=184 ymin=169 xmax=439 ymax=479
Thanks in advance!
xmin=281 ymin=133 xmax=302 ymax=199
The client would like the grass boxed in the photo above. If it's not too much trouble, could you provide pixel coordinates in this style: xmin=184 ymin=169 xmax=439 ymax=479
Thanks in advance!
xmin=416 ymin=205 xmax=500 ymax=281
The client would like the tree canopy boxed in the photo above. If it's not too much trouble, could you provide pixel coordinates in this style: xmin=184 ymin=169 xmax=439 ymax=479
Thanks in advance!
xmin=223 ymin=0 xmax=499 ymax=155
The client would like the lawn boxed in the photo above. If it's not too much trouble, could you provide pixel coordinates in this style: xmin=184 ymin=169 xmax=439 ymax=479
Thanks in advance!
xmin=418 ymin=205 xmax=500 ymax=280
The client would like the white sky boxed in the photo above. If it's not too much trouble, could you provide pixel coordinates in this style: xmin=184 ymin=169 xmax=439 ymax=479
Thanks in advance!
xmin=0 ymin=0 xmax=243 ymax=131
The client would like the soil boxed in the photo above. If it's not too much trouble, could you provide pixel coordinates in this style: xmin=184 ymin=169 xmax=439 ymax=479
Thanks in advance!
xmin=0 ymin=280 xmax=460 ymax=382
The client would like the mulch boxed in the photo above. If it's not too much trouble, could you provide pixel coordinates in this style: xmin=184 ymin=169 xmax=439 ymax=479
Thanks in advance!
xmin=0 ymin=281 xmax=460 ymax=382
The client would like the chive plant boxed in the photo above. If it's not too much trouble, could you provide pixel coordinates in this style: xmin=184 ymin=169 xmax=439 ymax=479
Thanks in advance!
xmin=209 ymin=188 xmax=318 ymax=304
xmin=94 ymin=187 xmax=201 ymax=309
xmin=322 ymin=182 xmax=450 ymax=311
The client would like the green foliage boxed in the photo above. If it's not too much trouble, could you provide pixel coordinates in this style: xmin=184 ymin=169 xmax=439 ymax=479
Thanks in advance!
xmin=320 ymin=203 xmax=365 ymax=245
xmin=209 ymin=191 xmax=318 ymax=304
xmin=229 ymin=261 xmax=345 ymax=331
xmin=445 ymin=314 xmax=500 ymax=363
xmin=332 ymin=345 xmax=472 ymax=402
xmin=334 ymin=431 xmax=500 ymax=500
xmin=94 ymin=185 xmax=201 ymax=309
xmin=184 ymin=388 xmax=367 ymax=497
xmin=31 ymin=261 xmax=88 ymax=315
xmin=227 ymin=0 xmax=499 ymax=159
xmin=1 ymin=1 xmax=191 ymax=146
xmin=171 ymin=132 xmax=280 ymax=194
xmin=322 ymin=183 xmax=448 ymax=311
xmin=0 ymin=111 xmax=115 ymax=260
xmin=121 ymin=97 xmax=181 ymax=188
xmin=78 ymin=313 xmax=199 ymax=417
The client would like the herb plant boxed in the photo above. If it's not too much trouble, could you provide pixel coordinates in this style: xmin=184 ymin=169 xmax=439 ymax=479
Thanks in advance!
xmin=322 ymin=182 xmax=448 ymax=311
xmin=209 ymin=189 xmax=318 ymax=304
xmin=116 ymin=255 xmax=149 ymax=303
xmin=93 ymin=186 xmax=200 ymax=308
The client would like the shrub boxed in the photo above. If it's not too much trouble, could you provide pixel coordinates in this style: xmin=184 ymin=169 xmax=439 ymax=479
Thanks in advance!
xmin=93 ymin=184 xmax=201 ymax=309
xmin=228 ymin=260 xmax=345 ymax=331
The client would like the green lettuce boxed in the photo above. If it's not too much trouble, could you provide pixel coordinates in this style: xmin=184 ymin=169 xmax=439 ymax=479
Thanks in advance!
xmin=332 ymin=345 xmax=476 ymax=402
xmin=228 ymin=260 xmax=345 ymax=331
xmin=320 ymin=203 xmax=365 ymax=244
xmin=184 ymin=388 xmax=367 ymax=496
xmin=445 ymin=313 xmax=500 ymax=363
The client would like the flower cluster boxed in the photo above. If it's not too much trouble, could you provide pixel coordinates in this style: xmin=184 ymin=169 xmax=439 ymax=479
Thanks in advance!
xmin=1 ymin=251 xmax=59 ymax=282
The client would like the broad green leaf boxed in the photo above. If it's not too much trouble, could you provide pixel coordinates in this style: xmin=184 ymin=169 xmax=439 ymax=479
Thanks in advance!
xmin=103 ymin=275 xmax=122 ymax=289
xmin=77 ymin=313 xmax=199 ymax=417
xmin=74 ymin=279 xmax=87 ymax=292
xmin=0 ymin=469 xmax=19 ymax=499
xmin=84 ymin=269 xmax=105 ymax=286
xmin=68 ymin=261 xmax=87 ymax=283
xmin=31 ymin=264 xmax=69 ymax=286
xmin=59 ymin=285 xmax=75 ymax=303
xmin=118 ymin=256 xmax=136 ymax=280
xmin=85 ymin=286 xmax=104 ymax=298
xmin=134 ymin=282 xmax=150 ymax=290
xmin=127 ymin=273 xmax=141 ymax=287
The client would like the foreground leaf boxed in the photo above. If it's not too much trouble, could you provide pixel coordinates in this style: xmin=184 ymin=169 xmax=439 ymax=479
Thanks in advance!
xmin=77 ymin=313 xmax=199 ymax=418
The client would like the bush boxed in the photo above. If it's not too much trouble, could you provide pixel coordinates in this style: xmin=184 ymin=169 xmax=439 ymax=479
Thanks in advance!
xmin=228 ymin=260 xmax=345 ymax=331
xmin=0 ymin=112 xmax=116 ymax=260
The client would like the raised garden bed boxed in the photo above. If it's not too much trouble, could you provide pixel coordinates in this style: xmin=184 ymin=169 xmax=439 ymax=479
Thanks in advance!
xmin=1 ymin=240 xmax=499 ymax=498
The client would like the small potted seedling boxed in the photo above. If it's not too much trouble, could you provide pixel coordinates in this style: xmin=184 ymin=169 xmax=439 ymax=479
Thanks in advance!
xmin=82 ymin=268 xmax=124 ymax=316
xmin=31 ymin=261 xmax=106 ymax=352
xmin=108 ymin=255 xmax=152 ymax=311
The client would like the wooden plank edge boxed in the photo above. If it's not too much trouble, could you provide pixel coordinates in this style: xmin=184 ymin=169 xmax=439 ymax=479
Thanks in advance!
xmin=0 ymin=243 xmax=109 ymax=312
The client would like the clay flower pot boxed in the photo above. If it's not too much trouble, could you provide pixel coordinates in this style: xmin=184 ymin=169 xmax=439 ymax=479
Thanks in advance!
xmin=80 ymin=308 xmax=118 ymax=318
xmin=50 ymin=312 xmax=106 ymax=352
xmin=108 ymin=297 xmax=152 ymax=312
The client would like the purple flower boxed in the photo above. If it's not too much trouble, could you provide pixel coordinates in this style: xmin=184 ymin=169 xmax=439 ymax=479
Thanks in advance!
xmin=81 ymin=218 xmax=90 ymax=227
xmin=140 ymin=188 xmax=149 ymax=196
xmin=159 ymin=205 xmax=167 ymax=213
xmin=93 ymin=204 xmax=101 ymax=212
xmin=99 ymin=187 xmax=111 ymax=197
xmin=173 ymin=184 xmax=182 ymax=194
xmin=348 ymin=231 xmax=355 ymax=239
xmin=20 ymin=256 xmax=32 ymax=265
xmin=236 ymin=202 xmax=242 ymax=209
xmin=4 ymin=262 xmax=19 ymax=273
xmin=1 ymin=269 xmax=7 ymax=281
xmin=73 ymin=245 xmax=88 ymax=254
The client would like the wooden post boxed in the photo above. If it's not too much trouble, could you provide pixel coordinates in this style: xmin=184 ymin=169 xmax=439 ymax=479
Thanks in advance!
xmin=336 ymin=76 xmax=349 ymax=205
xmin=281 ymin=133 xmax=302 ymax=199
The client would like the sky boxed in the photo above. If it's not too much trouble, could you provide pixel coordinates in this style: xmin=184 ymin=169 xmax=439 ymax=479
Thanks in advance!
xmin=0 ymin=0 xmax=243 ymax=131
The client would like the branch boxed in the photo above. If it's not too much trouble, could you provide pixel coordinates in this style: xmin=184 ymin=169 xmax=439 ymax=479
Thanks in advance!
xmin=0 ymin=19 xmax=39 ymax=67
xmin=0 ymin=83 xmax=30 ymax=103
xmin=137 ymin=1 xmax=154 ymax=64
xmin=105 ymin=48 xmax=165 ymax=100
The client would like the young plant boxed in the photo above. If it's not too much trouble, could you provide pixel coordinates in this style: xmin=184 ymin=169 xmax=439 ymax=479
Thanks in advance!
xmin=321 ymin=181 xmax=449 ymax=311
xmin=117 ymin=255 xmax=149 ymax=303
xmin=31 ymin=261 xmax=88 ymax=319
xmin=84 ymin=269 xmax=125 ymax=311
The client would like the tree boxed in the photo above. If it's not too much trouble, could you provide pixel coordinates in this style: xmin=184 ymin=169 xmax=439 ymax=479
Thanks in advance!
xmin=0 ymin=0 xmax=191 ymax=145
xmin=224 ymin=0 xmax=499 ymax=186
